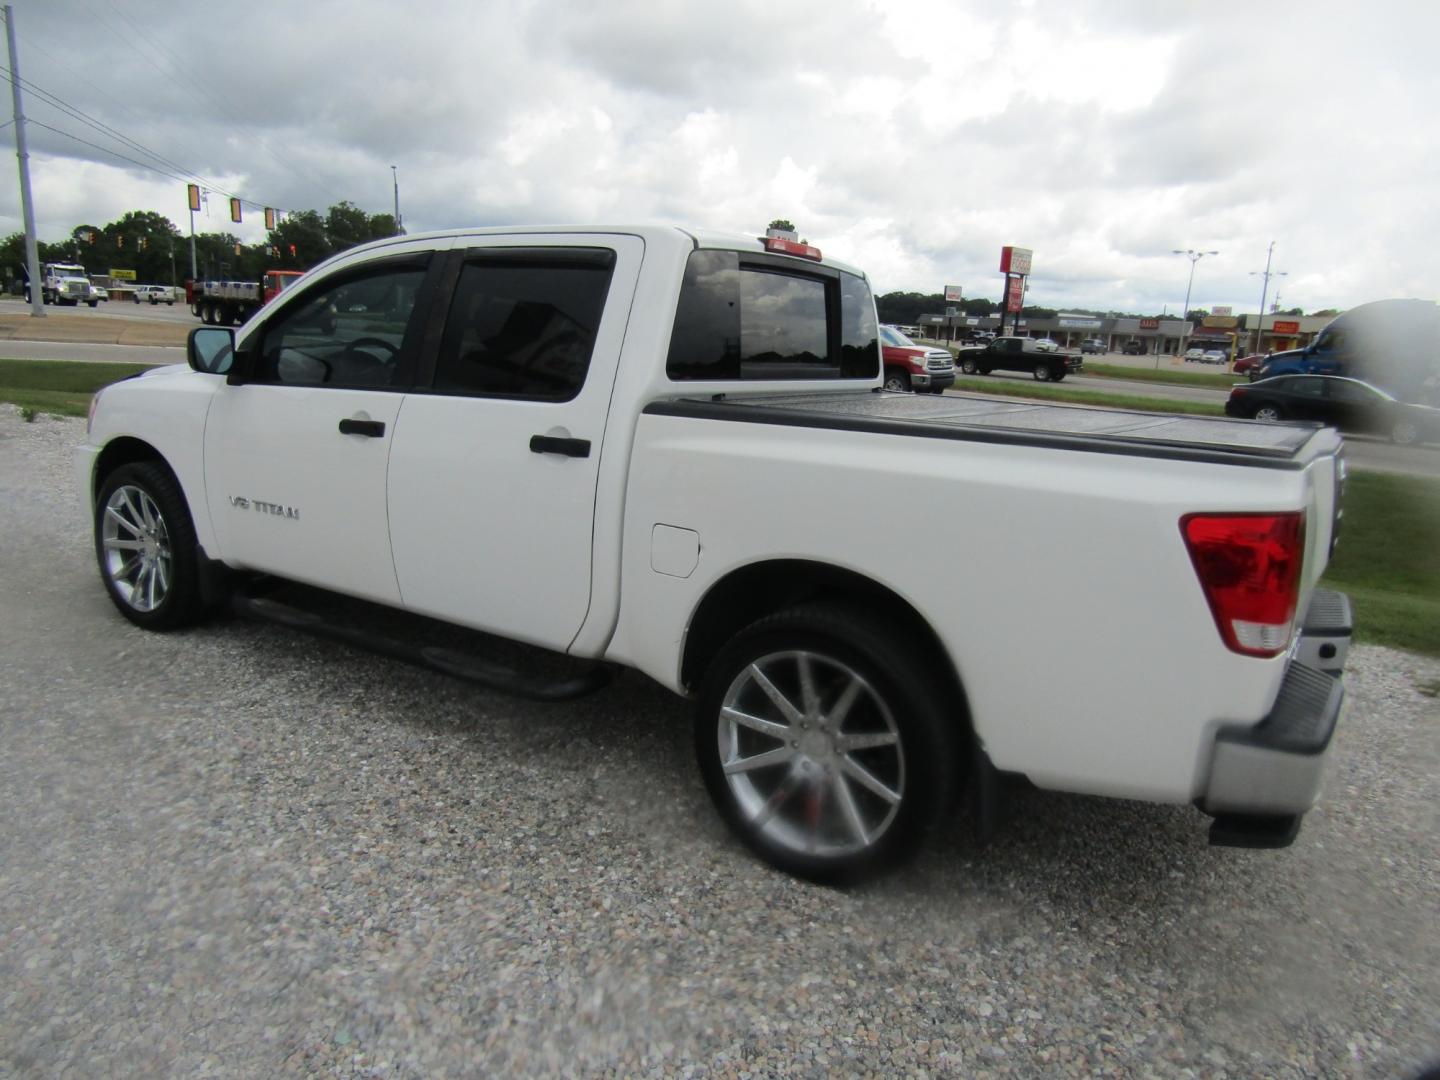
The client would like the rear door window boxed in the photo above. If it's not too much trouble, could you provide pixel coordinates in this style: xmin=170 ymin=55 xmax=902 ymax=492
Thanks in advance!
xmin=432 ymin=248 xmax=615 ymax=401
xmin=666 ymin=250 xmax=879 ymax=381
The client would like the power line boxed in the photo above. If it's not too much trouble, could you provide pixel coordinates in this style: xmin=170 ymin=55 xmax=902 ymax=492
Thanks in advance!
xmin=92 ymin=0 xmax=346 ymax=204
xmin=2 ymin=66 xmax=293 ymax=215
xmin=14 ymin=24 xmax=158 ymax=147
xmin=3 ymin=66 xmax=224 ymax=195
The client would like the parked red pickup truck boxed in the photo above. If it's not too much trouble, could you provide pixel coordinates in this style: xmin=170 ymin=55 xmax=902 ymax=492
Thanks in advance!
xmin=880 ymin=325 xmax=956 ymax=394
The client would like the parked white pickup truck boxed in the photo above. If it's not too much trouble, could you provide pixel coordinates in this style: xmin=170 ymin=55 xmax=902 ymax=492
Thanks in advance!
xmin=78 ymin=225 xmax=1352 ymax=882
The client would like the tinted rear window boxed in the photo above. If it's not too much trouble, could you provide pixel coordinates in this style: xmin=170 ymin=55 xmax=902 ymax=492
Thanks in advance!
xmin=434 ymin=248 xmax=615 ymax=401
xmin=666 ymin=250 xmax=879 ymax=381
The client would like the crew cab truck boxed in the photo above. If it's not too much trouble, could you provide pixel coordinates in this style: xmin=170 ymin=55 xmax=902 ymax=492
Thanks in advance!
xmin=956 ymin=335 xmax=1083 ymax=381
xmin=79 ymin=225 xmax=1351 ymax=883
xmin=187 ymin=269 xmax=304 ymax=326
xmin=880 ymin=324 xmax=955 ymax=393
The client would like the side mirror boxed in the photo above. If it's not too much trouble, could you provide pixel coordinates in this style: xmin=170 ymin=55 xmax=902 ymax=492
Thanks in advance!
xmin=188 ymin=326 xmax=235 ymax=374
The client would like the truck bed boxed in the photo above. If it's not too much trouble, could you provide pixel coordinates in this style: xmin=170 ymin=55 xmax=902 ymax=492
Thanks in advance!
xmin=645 ymin=389 xmax=1328 ymax=469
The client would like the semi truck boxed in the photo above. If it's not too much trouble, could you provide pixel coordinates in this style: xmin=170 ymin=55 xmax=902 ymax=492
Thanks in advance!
xmin=1253 ymin=299 xmax=1440 ymax=403
xmin=186 ymin=269 xmax=304 ymax=326
xmin=23 ymin=262 xmax=97 ymax=306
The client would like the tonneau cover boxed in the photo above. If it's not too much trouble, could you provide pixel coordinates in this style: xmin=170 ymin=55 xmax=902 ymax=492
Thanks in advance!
xmin=646 ymin=390 xmax=1326 ymax=469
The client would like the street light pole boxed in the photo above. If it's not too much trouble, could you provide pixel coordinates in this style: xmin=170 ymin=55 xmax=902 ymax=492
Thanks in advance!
xmin=391 ymin=165 xmax=402 ymax=234
xmin=1172 ymin=248 xmax=1218 ymax=355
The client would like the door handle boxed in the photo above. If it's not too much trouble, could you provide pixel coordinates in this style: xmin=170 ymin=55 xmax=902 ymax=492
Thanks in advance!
xmin=339 ymin=418 xmax=386 ymax=438
xmin=529 ymin=434 xmax=591 ymax=458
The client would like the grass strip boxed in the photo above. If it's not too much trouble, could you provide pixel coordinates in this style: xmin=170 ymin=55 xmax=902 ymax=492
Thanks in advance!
xmin=0 ymin=359 xmax=156 ymax=417
xmin=1320 ymin=471 xmax=1440 ymax=656
xmin=948 ymin=375 xmax=1224 ymax=416
xmin=1081 ymin=361 xmax=1243 ymax=390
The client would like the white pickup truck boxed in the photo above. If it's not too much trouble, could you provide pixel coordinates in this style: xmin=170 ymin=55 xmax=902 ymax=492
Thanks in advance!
xmin=78 ymin=225 xmax=1352 ymax=882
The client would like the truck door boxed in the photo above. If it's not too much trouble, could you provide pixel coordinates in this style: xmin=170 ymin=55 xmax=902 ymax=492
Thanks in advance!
xmin=203 ymin=251 xmax=443 ymax=605
xmin=385 ymin=235 xmax=643 ymax=652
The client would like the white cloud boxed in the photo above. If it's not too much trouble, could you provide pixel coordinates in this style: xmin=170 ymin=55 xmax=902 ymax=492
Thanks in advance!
xmin=2 ymin=0 xmax=1437 ymax=312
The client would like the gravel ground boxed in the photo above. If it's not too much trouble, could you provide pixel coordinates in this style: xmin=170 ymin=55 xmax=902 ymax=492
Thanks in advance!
xmin=1 ymin=404 xmax=1437 ymax=1078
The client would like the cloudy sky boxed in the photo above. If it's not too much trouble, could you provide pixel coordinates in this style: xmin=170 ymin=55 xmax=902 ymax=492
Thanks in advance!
xmin=3 ymin=0 xmax=1437 ymax=314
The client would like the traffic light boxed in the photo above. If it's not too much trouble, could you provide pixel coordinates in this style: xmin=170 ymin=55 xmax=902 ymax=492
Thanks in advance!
xmin=187 ymin=184 xmax=201 ymax=212
xmin=234 ymin=243 xmax=242 ymax=256
xmin=264 ymin=207 xmax=276 ymax=230
xmin=288 ymin=244 xmax=297 ymax=257
xmin=230 ymin=198 xmax=242 ymax=223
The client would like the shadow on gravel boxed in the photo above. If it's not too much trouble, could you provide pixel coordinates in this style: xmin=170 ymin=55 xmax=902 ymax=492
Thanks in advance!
xmin=203 ymin=581 xmax=1231 ymax=909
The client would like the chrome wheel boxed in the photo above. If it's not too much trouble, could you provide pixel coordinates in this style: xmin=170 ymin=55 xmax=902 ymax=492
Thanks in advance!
xmin=716 ymin=649 xmax=905 ymax=858
xmin=101 ymin=484 xmax=173 ymax=613
xmin=1254 ymin=405 xmax=1282 ymax=421
xmin=1391 ymin=419 xmax=1419 ymax=445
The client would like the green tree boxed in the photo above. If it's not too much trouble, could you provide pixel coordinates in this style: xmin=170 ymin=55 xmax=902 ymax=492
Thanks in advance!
xmin=324 ymin=200 xmax=372 ymax=250
xmin=767 ymin=218 xmax=796 ymax=233
xmin=268 ymin=209 xmax=329 ymax=270
xmin=98 ymin=211 xmax=183 ymax=283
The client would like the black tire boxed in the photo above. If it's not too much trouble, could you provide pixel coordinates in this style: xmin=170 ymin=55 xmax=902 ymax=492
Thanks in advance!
xmin=695 ymin=603 xmax=959 ymax=884
xmin=977 ymin=365 xmax=993 ymax=376
xmin=88 ymin=300 xmax=98 ymax=308
xmin=960 ymin=357 xmax=978 ymax=375
xmin=883 ymin=368 xmax=912 ymax=393
xmin=1033 ymin=362 xmax=1053 ymax=382
xmin=1252 ymin=403 xmax=1284 ymax=421
xmin=93 ymin=462 xmax=205 ymax=631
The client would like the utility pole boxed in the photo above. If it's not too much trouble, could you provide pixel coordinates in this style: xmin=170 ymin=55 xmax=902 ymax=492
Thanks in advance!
xmin=1249 ymin=242 xmax=1287 ymax=354
xmin=1172 ymin=248 xmax=1218 ymax=355
xmin=6 ymin=5 xmax=44 ymax=317
xmin=391 ymin=165 xmax=403 ymax=234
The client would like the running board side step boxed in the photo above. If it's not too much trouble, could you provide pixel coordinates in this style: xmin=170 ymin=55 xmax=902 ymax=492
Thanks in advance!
xmin=231 ymin=591 xmax=613 ymax=702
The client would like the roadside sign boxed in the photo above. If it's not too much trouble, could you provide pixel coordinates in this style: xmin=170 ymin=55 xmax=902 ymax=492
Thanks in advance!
xmin=1000 ymin=246 xmax=1033 ymax=276
xmin=109 ymin=268 xmax=137 ymax=281
xmin=944 ymin=285 xmax=963 ymax=302
xmin=1212 ymin=305 xmax=1233 ymax=316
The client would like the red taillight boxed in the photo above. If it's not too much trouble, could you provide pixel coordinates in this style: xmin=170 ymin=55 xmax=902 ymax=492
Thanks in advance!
xmin=761 ymin=236 xmax=823 ymax=261
xmin=1181 ymin=512 xmax=1306 ymax=658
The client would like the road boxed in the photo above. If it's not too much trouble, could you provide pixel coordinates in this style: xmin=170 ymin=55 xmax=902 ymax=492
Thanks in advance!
xmin=0 ymin=339 xmax=184 ymax=365
xmin=4 ymin=316 xmax=1437 ymax=477
xmin=0 ymin=296 xmax=195 ymax=326
xmin=3 ymin=407 xmax=1438 ymax=1077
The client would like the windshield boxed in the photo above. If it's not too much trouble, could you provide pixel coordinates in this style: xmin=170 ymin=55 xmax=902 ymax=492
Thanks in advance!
xmin=880 ymin=325 xmax=915 ymax=347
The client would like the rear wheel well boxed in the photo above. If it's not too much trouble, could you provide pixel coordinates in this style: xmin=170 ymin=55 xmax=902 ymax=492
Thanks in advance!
xmin=92 ymin=437 xmax=170 ymax=507
xmin=680 ymin=560 xmax=971 ymax=734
